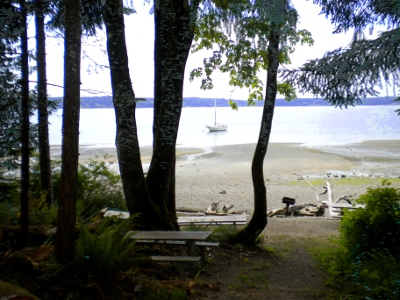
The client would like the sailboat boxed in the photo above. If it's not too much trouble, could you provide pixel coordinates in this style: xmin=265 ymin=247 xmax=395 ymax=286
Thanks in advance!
xmin=206 ymin=98 xmax=227 ymax=131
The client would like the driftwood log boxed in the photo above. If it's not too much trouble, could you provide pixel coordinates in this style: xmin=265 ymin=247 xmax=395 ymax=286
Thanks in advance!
xmin=267 ymin=203 xmax=327 ymax=217
xmin=266 ymin=185 xmax=356 ymax=218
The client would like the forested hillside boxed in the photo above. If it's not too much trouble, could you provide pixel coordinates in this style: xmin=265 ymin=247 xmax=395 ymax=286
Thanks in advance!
xmin=50 ymin=96 xmax=397 ymax=109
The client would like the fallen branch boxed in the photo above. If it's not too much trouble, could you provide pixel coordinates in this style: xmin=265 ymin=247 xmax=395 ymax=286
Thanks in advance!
xmin=335 ymin=193 xmax=357 ymax=204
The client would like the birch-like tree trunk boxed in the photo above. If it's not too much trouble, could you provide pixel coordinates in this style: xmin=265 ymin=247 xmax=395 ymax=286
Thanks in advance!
xmin=102 ymin=0 xmax=166 ymax=229
xmin=146 ymin=0 xmax=200 ymax=229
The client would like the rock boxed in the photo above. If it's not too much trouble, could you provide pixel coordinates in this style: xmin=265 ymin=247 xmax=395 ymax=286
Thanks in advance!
xmin=219 ymin=190 xmax=227 ymax=194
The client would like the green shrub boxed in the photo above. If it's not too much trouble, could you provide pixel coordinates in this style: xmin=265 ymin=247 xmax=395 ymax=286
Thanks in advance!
xmin=34 ymin=157 xmax=126 ymax=222
xmin=75 ymin=159 xmax=126 ymax=220
xmin=339 ymin=180 xmax=400 ymax=258
xmin=1 ymin=158 xmax=126 ymax=226
xmin=325 ymin=181 xmax=400 ymax=299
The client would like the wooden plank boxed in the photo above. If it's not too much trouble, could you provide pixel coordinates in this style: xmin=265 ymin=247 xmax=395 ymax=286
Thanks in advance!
xmin=150 ymin=256 xmax=201 ymax=262
xmin=178 ymin=215 xmax=247 ymax=226
xmin=196 ymin=241 xmax=220 ymax=247
xmin=135 ymin=240 xmax=219 ymax=248
xmin=136 ymin=239 xmax=186 ymax=245
xmin=131 ymin=230 xmax=212 ymax=241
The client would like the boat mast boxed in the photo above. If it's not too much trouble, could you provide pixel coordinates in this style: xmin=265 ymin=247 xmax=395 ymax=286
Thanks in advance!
xmin=214 ymin=98 xmax=217 ymax=126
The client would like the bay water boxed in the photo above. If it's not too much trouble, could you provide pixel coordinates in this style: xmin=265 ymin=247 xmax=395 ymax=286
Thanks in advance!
xmin=47 ymin=105 xmax=400 ymax=148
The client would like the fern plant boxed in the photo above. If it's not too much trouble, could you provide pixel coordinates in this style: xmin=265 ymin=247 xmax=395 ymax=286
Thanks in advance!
xmin=74 ymin=216 xmax=138 ymax=275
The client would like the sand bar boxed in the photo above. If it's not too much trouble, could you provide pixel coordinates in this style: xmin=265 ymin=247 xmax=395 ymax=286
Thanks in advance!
xmin=50 ymin=139 xmax=400 ymax=212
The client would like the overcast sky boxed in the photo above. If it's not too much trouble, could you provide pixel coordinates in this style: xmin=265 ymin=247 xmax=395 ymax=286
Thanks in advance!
xmin=38 ymin=0 xmax=357 ymax=100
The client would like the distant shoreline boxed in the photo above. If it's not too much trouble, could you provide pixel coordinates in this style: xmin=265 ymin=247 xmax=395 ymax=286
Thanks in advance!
xmin=49 ymin=96 xmax=398 ymax=109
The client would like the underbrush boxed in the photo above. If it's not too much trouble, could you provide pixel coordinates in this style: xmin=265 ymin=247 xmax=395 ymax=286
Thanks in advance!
xmin=0 ymin=217 xmax=224 ymax=299
xmin=0 ymin=157 xmax=126 ymax=227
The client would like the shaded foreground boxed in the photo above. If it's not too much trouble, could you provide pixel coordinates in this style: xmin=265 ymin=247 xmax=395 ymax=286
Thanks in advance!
xmin=0 ymin=218 xmax=341 ymax=299
xmin=2 ymin=140 xmax=397 ymax=298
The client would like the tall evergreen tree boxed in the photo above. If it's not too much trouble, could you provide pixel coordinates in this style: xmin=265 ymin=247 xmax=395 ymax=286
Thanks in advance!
xmin=55 ymin=0 xmax=82 ymax=263
xmin=20 ymin=0 xmax=31 ymax=247
xmin=35 ymin=0 xmax=54 ymax=205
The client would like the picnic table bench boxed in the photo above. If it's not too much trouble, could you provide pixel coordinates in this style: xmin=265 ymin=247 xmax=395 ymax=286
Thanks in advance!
xmin=130 ymin=230 xmax=218 ymax=277
xmin=177 ymin=214 xmax=247 ymax=227
xmin=330 ymin=203 xmax=366 ymax=218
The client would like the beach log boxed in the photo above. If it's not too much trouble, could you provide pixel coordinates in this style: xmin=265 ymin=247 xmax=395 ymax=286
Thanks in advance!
xmin=267 ymin=207 xmax=286 ymax=217
xmin=267 ymin=203 xmax=326 ymax=217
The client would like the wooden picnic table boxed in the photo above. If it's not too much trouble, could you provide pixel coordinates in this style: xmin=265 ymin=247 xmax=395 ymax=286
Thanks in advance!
xmin=131 ymin=231 xmax=212 ymax=256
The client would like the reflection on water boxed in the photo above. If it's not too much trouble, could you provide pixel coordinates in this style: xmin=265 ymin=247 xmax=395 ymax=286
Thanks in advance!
xmin=205 ymin=130 xmax=229 ymax=147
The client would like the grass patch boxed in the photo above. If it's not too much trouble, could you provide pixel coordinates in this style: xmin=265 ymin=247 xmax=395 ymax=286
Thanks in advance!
xmin=208 ymin=225 xmax=239 ymax=242
xmin=301 ymin=237 xmax=340 ymax=268
xmin=229 ymin=274 xmax=257 ymax=289
xmin=252 ymin=262 xmax=270 ymax=271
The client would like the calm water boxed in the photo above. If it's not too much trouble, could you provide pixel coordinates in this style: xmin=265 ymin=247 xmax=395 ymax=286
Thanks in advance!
xmin=47 ymin=105 xmax=400 ymax=148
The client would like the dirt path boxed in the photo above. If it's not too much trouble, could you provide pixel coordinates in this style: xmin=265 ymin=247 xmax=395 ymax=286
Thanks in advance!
xmin=194 ymin=218 xmax=341 ymax=299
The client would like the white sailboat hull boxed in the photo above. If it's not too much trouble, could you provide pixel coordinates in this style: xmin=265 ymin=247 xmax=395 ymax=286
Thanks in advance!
xmin=206 ymin=124 xmax=227 ymax=131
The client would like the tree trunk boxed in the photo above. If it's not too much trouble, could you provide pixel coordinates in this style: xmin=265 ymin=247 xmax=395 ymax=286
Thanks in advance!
xmin=232 ymin=12 xmax=282 ymax=244
xmin=102 ymin=0 xmax=160 ymax=229
xmin=55 ymin=0 xmax=81 ymax=264
xmin=147 ymin=0 xmax=200 ymax=230
xmin=35 ymin=0 xmax=54 ymax=205
xmin=19 ymin=0 xmax=30 ymax=247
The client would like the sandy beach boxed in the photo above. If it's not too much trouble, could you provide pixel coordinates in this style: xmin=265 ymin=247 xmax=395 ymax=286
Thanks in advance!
xmin=51 ymin=140 xmax=400 ymax=213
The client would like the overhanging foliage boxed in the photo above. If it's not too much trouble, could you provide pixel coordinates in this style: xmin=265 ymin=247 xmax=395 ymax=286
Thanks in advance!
xmin=280 ymin=0 xmax=400 ymax=111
